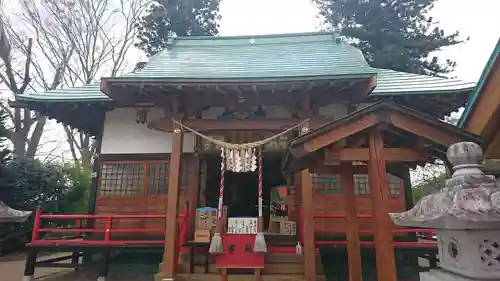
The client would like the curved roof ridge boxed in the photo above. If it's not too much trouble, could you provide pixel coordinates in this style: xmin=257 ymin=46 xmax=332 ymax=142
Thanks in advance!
xmin=175 ymin=31 xmax=336 ymax=41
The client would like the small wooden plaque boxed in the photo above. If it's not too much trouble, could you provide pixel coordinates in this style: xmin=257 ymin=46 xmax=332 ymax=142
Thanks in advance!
xmin=280 ymin=221 xmax=297 ymax=236
xmin=194 ymin=229 xmax=211 ymax=243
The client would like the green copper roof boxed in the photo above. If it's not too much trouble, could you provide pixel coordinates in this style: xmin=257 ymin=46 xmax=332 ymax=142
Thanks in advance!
xmin=458 ymin=38 xmax=500 ymax=127
xmin=110 ymin=32 xmax=376 ymax=82
xmin=372 ymin=69 xmax=476 ymax=95
xmin=15 ymin=82 xmax=111 ymax=102
xmin=14 ymin=31 xmax=478 ymax=102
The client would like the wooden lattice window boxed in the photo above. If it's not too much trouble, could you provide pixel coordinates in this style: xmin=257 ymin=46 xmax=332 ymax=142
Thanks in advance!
xmin=99 ymin=162 xmax=144 ymax=196
xmin=312 ymin=174 xmax=342 ymax=194
xmin=99 ymin=160 xmax=170 ymax=196
xmin=148 ymin=162 xmax=169 ymax=195
xmin=353 ymin=174 xmax=402 ymax=195
xmin=388 ymin=176 xmax=402 ymax=195
xmin=354 ymin=175 xmax=370 ymax=195
xmin=312 ymin=174 xmax=402 ymax=196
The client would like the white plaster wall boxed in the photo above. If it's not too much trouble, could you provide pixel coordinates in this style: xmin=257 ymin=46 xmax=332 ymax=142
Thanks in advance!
xmin=101 ymin=108 xmax=195 ymax=154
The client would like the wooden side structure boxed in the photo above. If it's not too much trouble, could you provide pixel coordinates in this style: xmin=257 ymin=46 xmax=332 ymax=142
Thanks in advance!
xmin=282 ymin=100 xmax=482 ymax=281
xmin=459 ymin=39 xmax=500 ymax=158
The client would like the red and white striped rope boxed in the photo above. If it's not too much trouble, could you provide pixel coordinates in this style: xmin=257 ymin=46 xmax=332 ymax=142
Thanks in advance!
xmin=218 ymin=148 xmax=225 ymax=218
xmin=258 ymin=148 xmax=263 ymax=217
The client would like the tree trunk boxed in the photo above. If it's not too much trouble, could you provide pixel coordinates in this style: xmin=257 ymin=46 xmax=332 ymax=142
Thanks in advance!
xmin=25 ymin=115 xmax=46 ymax=159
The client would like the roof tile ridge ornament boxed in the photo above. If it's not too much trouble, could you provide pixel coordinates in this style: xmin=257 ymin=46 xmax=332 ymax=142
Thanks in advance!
xmin=390 ymin=141 xmax=500 ymax=229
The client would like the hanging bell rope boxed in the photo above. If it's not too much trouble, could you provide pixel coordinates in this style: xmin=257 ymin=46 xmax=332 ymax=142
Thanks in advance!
xmin=209 ymin=147 xmax=225 ymax=254
xmin=171 ymin=118 xmax=310 ymax=149
xmin=253 ymin=147 xmax=267 ymax=252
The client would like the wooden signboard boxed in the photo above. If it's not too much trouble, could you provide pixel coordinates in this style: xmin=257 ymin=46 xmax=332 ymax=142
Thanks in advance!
xmin=195 ymin=207 xmax=217 ymax=231
xmin=215 ymin=234 xmax=264 ymax=269
xmin=227 ymin=217 xmax=257 ymax=234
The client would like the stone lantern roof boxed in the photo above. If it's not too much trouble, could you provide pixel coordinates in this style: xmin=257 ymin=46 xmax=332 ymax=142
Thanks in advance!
xmin=390 ymin=141 xmax=500 ymax=229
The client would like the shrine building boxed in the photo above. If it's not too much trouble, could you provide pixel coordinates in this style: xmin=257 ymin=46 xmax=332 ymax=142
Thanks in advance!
xmin=14 ymin=31 xmax=488 ymax=281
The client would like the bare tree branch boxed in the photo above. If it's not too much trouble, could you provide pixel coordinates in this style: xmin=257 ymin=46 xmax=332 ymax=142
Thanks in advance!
xmin=55 ymin=0 xmax=148 ymax=167
xmin=1 ymin=0 xmax=147 ymax=163
xmin=0 ymin=1 xmax=75 ymax=158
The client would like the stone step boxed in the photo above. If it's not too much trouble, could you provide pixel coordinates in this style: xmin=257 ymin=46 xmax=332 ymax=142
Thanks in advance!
xmin=154 ymin=273 xmax=326 ymax=281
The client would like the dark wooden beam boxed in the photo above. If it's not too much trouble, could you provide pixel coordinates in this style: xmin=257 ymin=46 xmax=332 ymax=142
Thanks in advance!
xmin=88 ymin=111 xmax=105 ymax=220
xmin=340 ymin=162 xmax=363 ymax=281
xmin=310 ymin=163 xmax=410 ymax=177
xmin=324 ymin=147 xmax=424 ymax=162
xmin=485 ymin=129 xmax=500 ymax=158
xmin=388 ymin=111 xmax=461 ymax=147
xmin=301 ymin=169 xmax=316 ymax=281
xmin=310 ymin=165 xmax=368 ymax=174
xmin=303 ymin=113 xmax=379 ymax=152
xmin=353 ymin=76 xmax=377 ymax=102
xmin=367 ymin=129 xmax=397 ymax=281
xmin=163 ymin=125 xmax=183 ymax=278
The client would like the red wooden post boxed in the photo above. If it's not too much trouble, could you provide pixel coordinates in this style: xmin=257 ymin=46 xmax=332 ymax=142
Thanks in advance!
xmin=104 ymin=217 xmax=112 ymax=241
xmin=301 ymin=170 xmax=316 ymax=281
xmin=75 ymin=219 xmax=82 ymax=237
xmin=368 ymin=129 xmax=397 ymax=281
xmin=163 ymin=123 xmax=184 ymax=278
xmin=341 ymin=162 xmax=363 ymax=281
xmin=31 ymin=209 xmax=42 ymax=242
xmin=299 ymin=207 xmax=304 ymax=245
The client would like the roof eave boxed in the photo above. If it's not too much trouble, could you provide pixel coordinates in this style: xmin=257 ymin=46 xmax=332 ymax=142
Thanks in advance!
xmin=12 ymin=96 xmax=112 ymax=104
xmin=370 ymin=87 xmax=476 ymax=96
xmin=102 ymin=73 xmax=377 ymax=85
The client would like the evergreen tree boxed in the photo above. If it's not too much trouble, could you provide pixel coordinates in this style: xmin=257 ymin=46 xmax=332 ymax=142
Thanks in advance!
xmin=313 ymin=0 xmax=466 ymax=76
xmin=136 ymin=0 xmax=221 ymax=56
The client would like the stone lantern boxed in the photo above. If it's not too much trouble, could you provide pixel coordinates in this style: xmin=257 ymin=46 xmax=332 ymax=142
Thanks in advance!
xmin=390 ymin=142 xmax=500 ymax=281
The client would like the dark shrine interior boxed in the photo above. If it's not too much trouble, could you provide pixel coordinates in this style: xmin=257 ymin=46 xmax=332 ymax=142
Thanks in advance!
xmin=203 ymin=152 xmax=287 ymax=229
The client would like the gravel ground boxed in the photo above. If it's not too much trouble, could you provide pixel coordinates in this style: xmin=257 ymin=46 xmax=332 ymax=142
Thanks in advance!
xmin=0 ymin=253 xmax=154 ymax=281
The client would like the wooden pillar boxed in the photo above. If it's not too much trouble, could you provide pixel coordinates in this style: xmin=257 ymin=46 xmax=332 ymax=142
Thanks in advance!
xmin=301 ymin=169 xmax=316 ymax=281
xmin=340 ymin=162 xmax=363 ymax=281
xmin=401 ymin=167 xmax=414 ymax=210
xmin=367 ymin=129 xmax=397 ymax=281
xmin=163 ymin=124 xmax=184 ymax=279
xmin=292 ymin=173 xmax=301 ymax=222
xmin=87 ymin=111 xmax=105 ymax=218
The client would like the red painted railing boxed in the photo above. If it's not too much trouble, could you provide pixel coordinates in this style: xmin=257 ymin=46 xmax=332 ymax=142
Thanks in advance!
xmin=30 ymin=206 xmax=190 ymax=250
xmin=299 ymin=209 xmax=437 ymax=248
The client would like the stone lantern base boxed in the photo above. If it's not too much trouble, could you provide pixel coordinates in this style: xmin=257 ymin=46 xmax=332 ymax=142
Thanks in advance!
xmin=421 ymin=269 xmax=482 ymax=281
xmin=436 ymin=229 xmax=500 ymax=280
